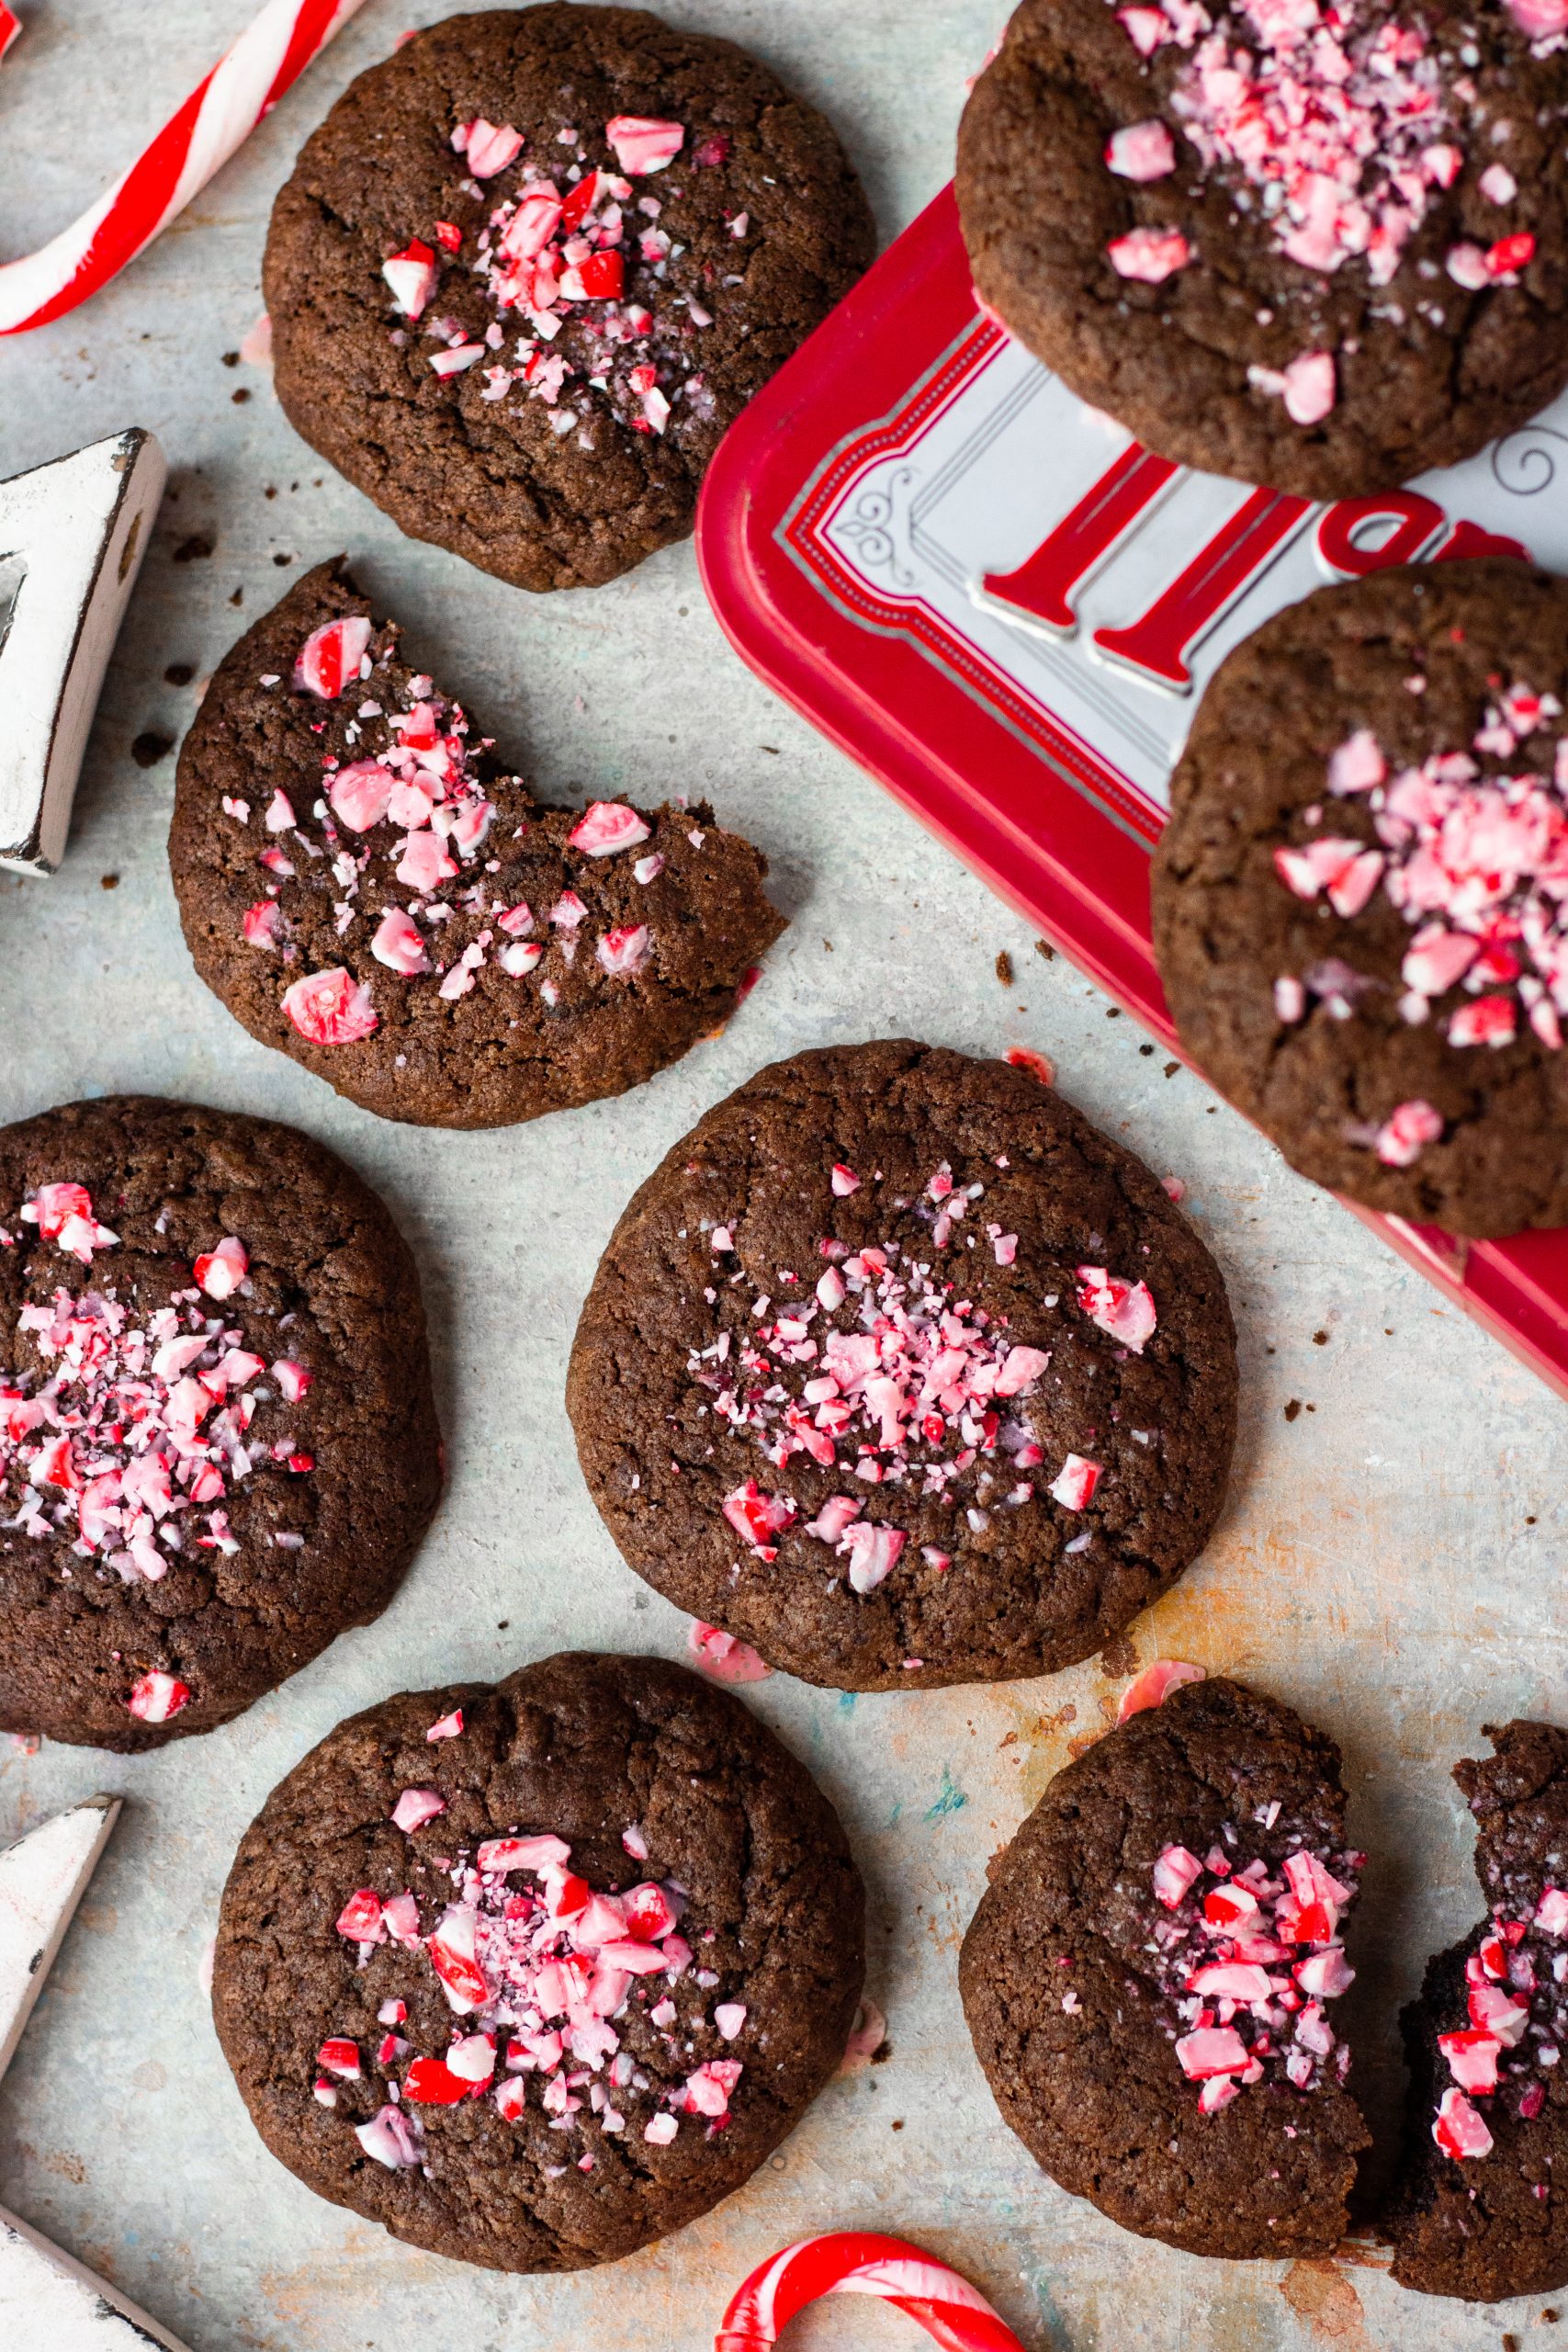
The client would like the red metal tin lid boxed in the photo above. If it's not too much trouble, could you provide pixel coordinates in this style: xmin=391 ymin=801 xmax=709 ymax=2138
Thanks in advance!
xmin=696 ymin=183 xmax=1568 ymax=1401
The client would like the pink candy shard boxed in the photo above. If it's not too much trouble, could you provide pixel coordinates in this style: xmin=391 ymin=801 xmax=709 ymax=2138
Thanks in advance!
xmin=1372 ymin=1098 xmax=1443 ymax=1168
xmin=1075 ymin=1266 xmax=1157 ymax=1352
xmin=1049 ymin=1453 xmax=1101 ymax=1510
xmin=1153 ymin=1842 xmax=1204 ymax=1908
xmin=830 ymin=1162 xmax=861 ymax=1195
xmin=994 ymin=1342 xmax=1050 ymax=1396
xmin=1507 ymin=0 xmax=1568 ymax=30
xmin=1249 ymin=350 xmax=1336 ymax=426
xmin=330 ymin=760 xmax=396 ymax=831
xmin=1433 ymin=2086 xmax=1495 ymax=2160
xmin=839 ymin=1996 xmax=887 ymax=2075
xmin=838 ymin=1519 xmax=907 ymax=1596
xmin=355 ymin=2104 xmax=423 ymax=2168
xmin=687 ymin=1621 xmax=773 ymax=1683
xmin=426 ymin=1708 xmax=464 ymax=1742
xmin=568 ymin=800 xmax=651 ymax=856
xmin=1117 ymin=1659 xmax=1206 ymax=1723
xmin=1537 ymin=1887 xmax=1568 ymax=1936
xmin=243 ymin=899 xmax=281 ymax=949
xmin=1326 ymin=729 xmax=1385 ymax=797
xmin=391 ymin=1786 xmax=446 ymax=1834
xmin=722 ymin=1479 xmax=796 ymax=1555
xmin=1005 ymin=1045 xmax=1055 ymax=1084
xmin=1438 ymin=2027 xmax=1502 ymax=2092
xmin=127 ymin=1668 xmax=190 ymax=1724
xmin=282 ymin=967 xmax=379 ymax=1045
xmin=194 ymin=1235 xmax=248 ymax=1299
xmin=605 ymin=115 xmax=685 ymax=175
xmin=1107 ymin=226 xmax=1190 ymax=282
xmin=1105 ymin=119 xmax=1177 ymax=179
xmin=1176 ymin=2024 xmax=1249 ymax=2080
xmin=464 ymin=119 xmax=525 ymax=177
xmin=295 ymin=615 xmax=372 ymax=699
xmin=373 ymin=908 xmax=431 ymax=976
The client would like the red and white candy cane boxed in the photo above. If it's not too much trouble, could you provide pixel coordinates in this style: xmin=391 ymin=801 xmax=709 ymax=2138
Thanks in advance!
xmin=716 ymin=2233 xmax=1029 ymax=2352
xmin=0 ymin=0 xmax=372 ymax=334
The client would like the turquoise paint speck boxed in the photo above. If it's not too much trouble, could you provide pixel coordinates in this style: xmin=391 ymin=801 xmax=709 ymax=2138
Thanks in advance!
xmin=924 ymin=1767 xmax=968 ymax=1820
xmin=838 ymin=1692 xmax=857 ymax=1713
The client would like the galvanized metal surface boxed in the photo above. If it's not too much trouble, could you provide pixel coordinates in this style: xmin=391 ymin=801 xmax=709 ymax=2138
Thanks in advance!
xmin=0 ymin=5 xmax=1562 ymax=2347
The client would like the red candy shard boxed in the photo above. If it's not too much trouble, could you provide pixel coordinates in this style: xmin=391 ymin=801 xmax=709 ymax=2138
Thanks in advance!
xmin=335 ymin=1888 xmax=385 ymax=1941
xmin=403 ymin=2055 xmax=472 ymax=2104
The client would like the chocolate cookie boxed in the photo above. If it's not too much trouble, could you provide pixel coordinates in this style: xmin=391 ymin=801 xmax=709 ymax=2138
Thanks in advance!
xmin=0 ymin=1097 xmax=440 ymax=1751
xmin=170 ymin=561 xmax=784 ymax=1129
xmin=211 ymin=1650 xmax=864 ymax=2272
xmin=263 ymin=5 xmax=874 ymax=592
xmin=957 ymin=0 xmax=1568 ymax=500
xmin=960 ymin=1674 xmax=1370 ymax=2258
xmin=566 ymin=1040 xmax=1238 ymax=1691
xmin=1387 ymin=1720 xmax=1568 ymax=2301
xmin=1152 ymin=560 xmax=1568 ymax=1238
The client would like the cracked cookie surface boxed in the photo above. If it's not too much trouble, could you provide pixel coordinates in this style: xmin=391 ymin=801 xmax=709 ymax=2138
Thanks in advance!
xmin=961 ymin=1675 xmax=1371 ymax=2258
xmin=0 ymin=1095 xmax=441 ymax=1750
xmin=1152 ymin=560 xmax=1568 ymax=1237
xmin=567 ymin=1040 xmax=1237 ymax=1691
xmin=211 ymin=1650 xmax=864 ymax=2271
xmin=264 ymin=4 xmax=874 ymax=590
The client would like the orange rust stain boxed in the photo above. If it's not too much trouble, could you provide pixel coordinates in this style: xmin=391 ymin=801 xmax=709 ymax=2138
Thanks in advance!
xmin=1280 ymin=2256 xmax=1375 ymax=2348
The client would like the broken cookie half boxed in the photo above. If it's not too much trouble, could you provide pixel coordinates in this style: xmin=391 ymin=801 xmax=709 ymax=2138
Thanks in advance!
xmin=169 ymin=559 xmax=784 ymax=1127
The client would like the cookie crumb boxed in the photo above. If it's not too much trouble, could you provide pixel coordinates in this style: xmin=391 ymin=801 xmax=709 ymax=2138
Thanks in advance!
xmin=173 ymin=535 xmax=213 ymax=563
xmin=1283 ymin=1398 xmax=1303 ymax=1422
xmin=164 ymin=662 xmax=195 ymax=686
xmin=131 ymin=730 xmax=174 ymax=768
xmin=1034 ymin=938 xmax=1055 ymax=960
xmin=996 ymin=951 xmax=1014 ymax=986
xmin=1312 ymin=1329 xmax=1329 ymax=1345
xmin=100 ymin=874 xmax=119 ymax=891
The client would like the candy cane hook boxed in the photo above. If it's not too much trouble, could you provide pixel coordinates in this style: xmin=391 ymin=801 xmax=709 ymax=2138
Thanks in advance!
xmin=0 ymin=0 xmax=373 ymax=334
xmin=716 ymin=2233 xmax=1031 ymax=2352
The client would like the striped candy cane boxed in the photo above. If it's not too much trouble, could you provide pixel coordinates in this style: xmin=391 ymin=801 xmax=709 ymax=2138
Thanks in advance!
xmin=716 ymin=2233 xmax=1029 ymax=2352
xmin=0 ymin=0 xmax=373 ymax=334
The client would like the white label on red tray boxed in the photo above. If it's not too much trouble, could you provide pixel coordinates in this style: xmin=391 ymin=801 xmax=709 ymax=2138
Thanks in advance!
xmin=804 ymin=321 xmax=1568 ymax=821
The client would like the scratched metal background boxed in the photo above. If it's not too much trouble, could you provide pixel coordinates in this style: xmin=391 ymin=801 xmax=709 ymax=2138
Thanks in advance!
xmin=0 ymin=4 xmax=1562 ymax=2347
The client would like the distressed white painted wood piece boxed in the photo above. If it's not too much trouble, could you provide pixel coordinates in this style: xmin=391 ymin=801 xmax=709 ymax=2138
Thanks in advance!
xmin=0 ymin=1796 xmax=192 ymax=2347
xmin=0 ymin=2202 xmax=191 ymax=2349
xmin=0 ymin=426 xmax=166 ymax=873
xmin=0 ymin=1792 xmax=120 ymax=2077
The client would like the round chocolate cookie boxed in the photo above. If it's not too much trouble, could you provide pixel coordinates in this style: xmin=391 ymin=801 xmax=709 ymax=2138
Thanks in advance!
xmin=567 ymin=1040 xmax=1238 ymax=1692
xmin=211 ymin=1650 xmax=864 ymax=2272
xmin=264 ymin=5 xmax=874 ymax=592
xmin=1388 ymin=1719 xmax=1568 ymax=2301
xmin=957 ymin=0 xmax=1568 ymax=500
xmin=170 ymin=560 xmax=784 ymax=1129
xmin=0 ymin=1096 xmax=441 ymax=1751
xmin=961 ymin=1673 xmax=1371 ymax=2258
xmin=1152 ymin=560 xmax=1568 ymax=1238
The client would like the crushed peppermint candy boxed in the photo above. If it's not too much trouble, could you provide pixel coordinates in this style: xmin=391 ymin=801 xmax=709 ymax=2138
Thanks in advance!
xmin=1101 ymin=0 xmax=1557 ymax=429
xmin=377 ymin=104 xmax=735 ymax=447
xmin=1428 ymin=1883 xmax=1568 ymax=2161
xmin=0 ymin=1183 xmax=319 ymax=1721
xmin=1271 ymin=682 xmax=1568 ymax=1164
xmin=233 ymin=603 xmax=692 ymax=1046
xmin=687 ymin=1159 xmax=1156 ymax=1599
xmin=326 ymin=1824 xmax=747 ymax=2163
xmin=1145 ymin=1826 xmax=1363 ymax=2113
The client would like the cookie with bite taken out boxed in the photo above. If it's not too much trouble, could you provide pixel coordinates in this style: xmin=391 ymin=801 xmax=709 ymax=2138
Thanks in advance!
xmin=169 ymin=560 xmax=784 ymax=1127
xmin=961 ymin=1672 xmax=1371 ymax=2258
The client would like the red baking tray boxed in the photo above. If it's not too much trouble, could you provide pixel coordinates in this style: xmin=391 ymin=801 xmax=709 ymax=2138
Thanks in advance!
xmin=696 ymin=184 xmax=1568 ymax=1403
